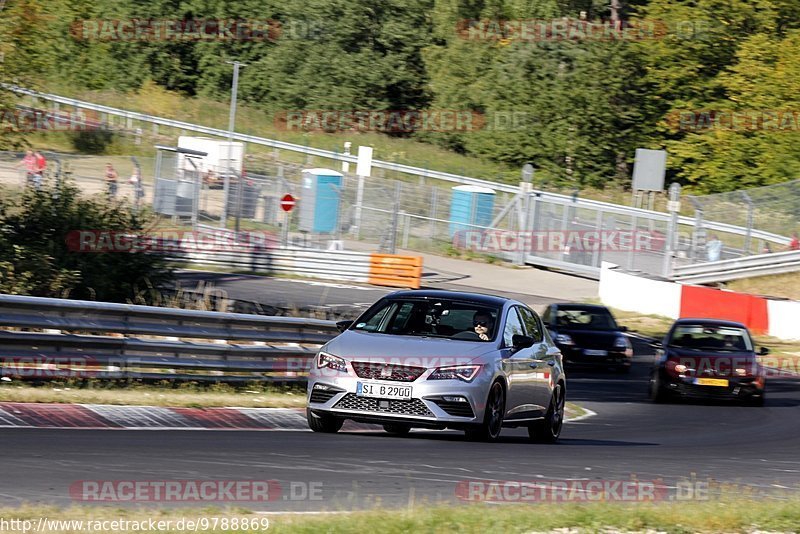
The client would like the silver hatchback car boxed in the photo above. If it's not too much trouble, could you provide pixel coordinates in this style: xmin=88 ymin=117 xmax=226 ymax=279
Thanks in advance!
xmin=306 ymin=290 xmax=566 ymax=442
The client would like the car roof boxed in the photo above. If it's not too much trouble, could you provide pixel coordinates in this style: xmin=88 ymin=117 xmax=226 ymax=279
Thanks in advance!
xmin=550 ymin=303 xmax=611 ymax=312
xmin=386 ymin=289 xmax=514 ymax=308
xmin=672 ymin=318 xmax=748 ymax=329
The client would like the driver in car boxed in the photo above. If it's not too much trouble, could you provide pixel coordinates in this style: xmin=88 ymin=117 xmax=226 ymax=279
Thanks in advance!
xmin=473 ymin=311 xmax=494 ymax=341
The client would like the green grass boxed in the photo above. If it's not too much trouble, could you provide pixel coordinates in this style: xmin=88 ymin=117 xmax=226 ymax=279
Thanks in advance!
xmin=0 ymin=381 xmax=308 ymax=408
xmin=5 ymin=498 xmax=800 ymax=533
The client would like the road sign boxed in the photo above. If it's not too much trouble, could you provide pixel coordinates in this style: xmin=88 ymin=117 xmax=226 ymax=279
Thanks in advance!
xmin=280 ymin=194 xmax=296 ymax=212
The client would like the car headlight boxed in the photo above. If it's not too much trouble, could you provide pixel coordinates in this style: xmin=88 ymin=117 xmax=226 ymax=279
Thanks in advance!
xmin=428 ymin=365 xmax=481 ymax=382
xmin=316 ymin=351 xmax=347 ymax=372
xmin=674 ymin=364 xmax=688 ymax=374
xmin=735 ymin=367 xmax=749 ymax=377
xmin=555 ymin=334 xmax=574 ymax=346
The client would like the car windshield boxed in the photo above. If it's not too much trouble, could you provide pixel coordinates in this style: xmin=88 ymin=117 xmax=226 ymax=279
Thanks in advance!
xmin=668 ymin=325 xmax=753 ymax=351
xmin=555 ymin=308 xmax=618 ymax=330
xmin=351 ymin=298 xmax=501 ymax=341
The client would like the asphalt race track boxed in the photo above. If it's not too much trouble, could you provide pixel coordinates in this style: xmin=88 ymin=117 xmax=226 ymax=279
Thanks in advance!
xmin=3 ymin=340 xmax=800 ymax=511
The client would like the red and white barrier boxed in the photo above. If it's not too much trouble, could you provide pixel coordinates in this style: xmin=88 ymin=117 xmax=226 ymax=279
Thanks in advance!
xmin=599 ymin=263 xmax=800 ymax=340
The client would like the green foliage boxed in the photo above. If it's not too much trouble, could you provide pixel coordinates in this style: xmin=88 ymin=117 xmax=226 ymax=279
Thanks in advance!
xmin=0 ymin=181 xmax=174 ymax=301
xmin=70 ymin=128 xmax=115 ymax=153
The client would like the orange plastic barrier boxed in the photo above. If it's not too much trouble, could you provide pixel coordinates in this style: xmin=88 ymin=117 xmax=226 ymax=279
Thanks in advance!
xmin=368 ymin=254 xmax=423 ymax=289
xmin=679 ymin=285 xmax=769 ymax=334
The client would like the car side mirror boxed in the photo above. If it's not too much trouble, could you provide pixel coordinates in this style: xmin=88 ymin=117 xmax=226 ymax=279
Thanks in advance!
xmin=336 ymin=320 xmax=353 ymax=333
xmin=759 ymin=346 xmax=770 ymax=355
xmin=620 ymin=326 xmax=628 ymax=332
xmin=512 ymin=334 xmax=535 ymax=350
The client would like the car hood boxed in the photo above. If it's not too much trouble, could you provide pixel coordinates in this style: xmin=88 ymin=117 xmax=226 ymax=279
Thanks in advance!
xmin=324 ymin=330 xmax=496 ymax=366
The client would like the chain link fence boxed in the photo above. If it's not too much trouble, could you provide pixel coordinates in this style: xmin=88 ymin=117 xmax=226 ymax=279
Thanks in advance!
xmin=1 ymin=150 xmax=795 ymax=278
xmin=686 ymin=180 xmax=800 ymax=258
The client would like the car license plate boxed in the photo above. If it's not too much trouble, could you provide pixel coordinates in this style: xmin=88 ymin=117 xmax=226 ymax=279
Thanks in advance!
xmin=584 ymin=349 xmax=608 ymax=356
xmin=694 ymin=378 xmax=729 ymax=387
xmin=357 ymin=382 xmax=412 ymax=400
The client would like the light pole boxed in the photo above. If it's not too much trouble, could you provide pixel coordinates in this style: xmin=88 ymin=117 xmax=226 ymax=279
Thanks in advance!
xmin=221 ymin=60 xmax=247 ymax=229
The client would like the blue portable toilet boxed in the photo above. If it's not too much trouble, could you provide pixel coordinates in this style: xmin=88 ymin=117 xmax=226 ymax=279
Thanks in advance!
xmin=449 ymin=185 xmax=496 ymax=238
xmin=298 ymin=168 xmax=344 ymax=234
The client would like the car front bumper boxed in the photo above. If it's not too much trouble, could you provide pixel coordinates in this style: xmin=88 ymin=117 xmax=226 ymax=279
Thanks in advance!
xmin=659 ymin=370 xmax=765 ymax=400
xmin=306 ymin=370 xmax=491 ymax=428
xmin=559 ymin=346 xmax=632 ymax=368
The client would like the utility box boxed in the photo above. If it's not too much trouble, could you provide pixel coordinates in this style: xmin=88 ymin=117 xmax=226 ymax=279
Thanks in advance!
xmin=449 ymin=185 xmax=496 ymax=237
xmin=298 ymin=168 xmax=344 ymax=234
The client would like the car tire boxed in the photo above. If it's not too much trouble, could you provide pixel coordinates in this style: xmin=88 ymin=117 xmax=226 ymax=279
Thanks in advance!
xmin=528 ymin=382 xmax=565 ymax=443
xmin=306 ymin=409 xmax=344 ymax=433
xmin=465 ymin=381 xmax=505 ymax=442
xmin=744 ymin=393 xmax=765 ymax=407
xmin=649 ymin=372 xmax=669 ymax=403
xmin=383 ymin=423 xmax=411 ymax=435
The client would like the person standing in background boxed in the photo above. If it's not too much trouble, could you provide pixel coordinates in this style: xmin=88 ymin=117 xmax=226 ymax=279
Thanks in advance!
xmin=32 ymin=151 xmax=46 ymax=189
xmin=104 ymin=162 xmax=119 ymax=198
xmin=16 ymin=150 xmax=37 ymax=186
xmin=789 ymin=232 xmax=799 ymax=251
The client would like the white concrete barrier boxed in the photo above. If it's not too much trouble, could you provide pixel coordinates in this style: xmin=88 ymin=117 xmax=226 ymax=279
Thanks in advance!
xmin=599 ymin=262 xmax=681 ymax=319
xmin=767 ymin=299 xmax=800 ymax=341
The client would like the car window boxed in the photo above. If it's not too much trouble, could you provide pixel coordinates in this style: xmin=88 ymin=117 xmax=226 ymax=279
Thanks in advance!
xmin=518 ymin=307 xmax=543 ymax=342
xmin=555 ymin=307 xmax=618 ymax=330
xmin=503 ymin=307 xmax=526 ymax=348
xmin=542 ymin=306 xmax=553 ymax=325
xmin=669 ymin=325 xmax=753 ymax=351
xmin=352 ymin=298 xmax=500 ymax=341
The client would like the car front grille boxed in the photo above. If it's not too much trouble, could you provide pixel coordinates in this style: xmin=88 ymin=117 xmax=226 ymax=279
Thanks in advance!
xmin=431 ymin=399 xmax=475 ymax=418
xmin=351 ymin=362 xmax=426 ymax=382
xmin=333 ymin=394 xmax=433 ymax=417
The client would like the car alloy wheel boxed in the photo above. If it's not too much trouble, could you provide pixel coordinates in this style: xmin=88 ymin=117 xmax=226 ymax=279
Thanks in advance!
xmin=529 ymin=383 xmax=564 ymax=443
xmin=466 ymin=381 xmax=505 ymax=442
xmin=306 ymin=409 xmax=344 ymax=433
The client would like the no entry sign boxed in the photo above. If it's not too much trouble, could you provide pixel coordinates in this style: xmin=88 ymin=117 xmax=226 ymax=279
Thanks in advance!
xmin=280 ymin=194 xmax=296 ymax=212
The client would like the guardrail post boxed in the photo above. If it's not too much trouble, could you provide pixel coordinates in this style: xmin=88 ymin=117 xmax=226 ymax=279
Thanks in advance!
xmin=742 ymin=192 xmax=754 ymax=255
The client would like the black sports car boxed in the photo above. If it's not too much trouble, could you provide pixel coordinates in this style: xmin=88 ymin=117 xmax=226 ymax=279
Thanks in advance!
xmin=649 ymin=318 xmax=768 ymax=406
xmin=542 ymin=304 xmax=633 ymax=372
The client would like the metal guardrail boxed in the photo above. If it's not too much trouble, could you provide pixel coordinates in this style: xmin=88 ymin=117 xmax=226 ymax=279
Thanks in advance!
xmin=3 ymin=84 xmax=791 ymax=247
xmin=672 ymin=250 xmax=800 ymax=284
xmin=0 ymin=294 xmax=339 ymax=382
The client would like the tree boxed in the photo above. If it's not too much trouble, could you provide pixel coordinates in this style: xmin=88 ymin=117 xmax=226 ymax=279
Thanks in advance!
xmin=0 ymin=180 xmax=174 ymax=302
